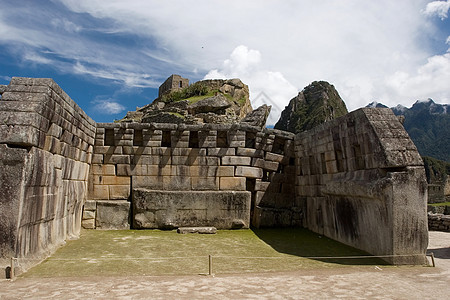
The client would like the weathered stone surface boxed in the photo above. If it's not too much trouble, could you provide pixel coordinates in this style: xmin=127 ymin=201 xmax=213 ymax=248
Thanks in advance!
xmin=132 ymin=189 xmax=250 ymax=229
xmin=295 ymin=108 xmax=428 ymax=265
xmin=142 ymin=111 xmax=187 ymax=124
xmin=222 ymin=156 xmax=251 ymax=166
xmin=177 ymin=227 xmax=217 ymax=234
xmin=0 ymin=78 xmax=96 ymax=277
xmin=81 ymin=219 xmax=95 ymax=229
xmin=428 ymin=213 xmax=450 ymax=232
xmin=96 ymin=201 xmax=130 ymax=230
xmin=0 ymin=145 xmax=27 ymax=263
xmin=235 ymin=166 xmax=263 ymax=178
xmin=219 ymin=177 xmax=246 ymax=191
xmin=188 ymin=94 xmax=231 ymax=114
xmin=240 ymin=104 xmax=271 ymax=129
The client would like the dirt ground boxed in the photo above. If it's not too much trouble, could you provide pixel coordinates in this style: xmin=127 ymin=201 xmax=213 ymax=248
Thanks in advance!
xmin=0 ymin=231 xmax=449 ymax=299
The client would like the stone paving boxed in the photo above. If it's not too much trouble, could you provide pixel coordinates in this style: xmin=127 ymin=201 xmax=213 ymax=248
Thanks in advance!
xmin=0 ymin=231 xmax=448 ymax=299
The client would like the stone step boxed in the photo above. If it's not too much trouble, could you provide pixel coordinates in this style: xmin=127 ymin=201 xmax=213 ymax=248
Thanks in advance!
xmin=177 ymin=227 xmax=217 ymax=234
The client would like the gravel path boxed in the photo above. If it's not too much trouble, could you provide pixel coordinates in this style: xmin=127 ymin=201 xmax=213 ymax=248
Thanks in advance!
xmin=1 ymin=231 xmax=449 ymax=299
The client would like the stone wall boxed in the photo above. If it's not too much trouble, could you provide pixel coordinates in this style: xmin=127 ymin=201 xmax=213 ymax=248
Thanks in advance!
xmin=158 ymin=74 xmax=189 ymax=97
xmin=84 ymin=122 xmax=296 ymax=229
xmin=0 ymin=78 xmax=95 ymax=274
xmin=295 ymin=108 xmax=428 ymax=264
xmin=428 ymin=213 xmax=450 ymax=232
xmin=0 ymin=78 xmax=429 ymax=273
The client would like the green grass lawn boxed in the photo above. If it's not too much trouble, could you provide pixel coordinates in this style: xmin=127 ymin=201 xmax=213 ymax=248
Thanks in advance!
xmin=22 ymin=228 xmax=386 ymax=278
xmin=428 ymin=202 xmax=450 ymax=206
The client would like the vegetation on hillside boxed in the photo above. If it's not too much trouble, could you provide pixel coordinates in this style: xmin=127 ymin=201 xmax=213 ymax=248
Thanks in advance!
xmin=161 ymin=81 xmax=209 ymax=103
xmin=392 ymin=100 xmax=450 ymax=162
xmin=275 ymin=81 xmax=348 ymax=133
xmin=422 ymin=156 xmax=450 ymax=183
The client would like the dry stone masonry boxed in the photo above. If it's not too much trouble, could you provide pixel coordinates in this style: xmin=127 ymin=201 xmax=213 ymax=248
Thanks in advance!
xmin=0 ymin=77 xmax=429 ymax=276
xmin=0 ymin=78 xmax=95 ymax=274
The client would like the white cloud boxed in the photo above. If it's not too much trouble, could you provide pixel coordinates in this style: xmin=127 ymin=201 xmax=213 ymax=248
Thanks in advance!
xmin=23 ymin=52 xmax=53 ymax=65
xmin=92 ymin=99 xmax=126 ymax=115
xmin=384 ymin=52 xmax=450 ymax=104
xmin=51 ymin=18 xmax=82 ymax=33
xmin=204 ymin=46 xmax=298 ymax=125
xmin=424 ymin=0 xmax=450 ymax=19
xmin=0 ymin=75 xmax=12 ymax=82
xmin=73 ymin=62 xmax=158 ymax=88
xmin=1 ymin=0 xmax=449 ymax=119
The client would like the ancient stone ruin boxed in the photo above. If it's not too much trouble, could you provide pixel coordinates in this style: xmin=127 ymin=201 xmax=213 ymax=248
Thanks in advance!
xmin=0 ymin=77 xmax=428 ymax=276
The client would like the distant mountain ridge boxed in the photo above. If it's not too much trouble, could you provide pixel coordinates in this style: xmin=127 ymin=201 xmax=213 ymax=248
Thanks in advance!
xmin=366 ymin=99 xmax=450 ymax=162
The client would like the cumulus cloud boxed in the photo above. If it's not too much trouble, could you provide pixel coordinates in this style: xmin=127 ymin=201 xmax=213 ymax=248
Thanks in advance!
xmin=1 ymin=0 xmax=449 ymax=116
xmin=424 ymin=0 xmax=450 ymax=19
xmin=92 ymin=98 xmax=126 ymax=115
xmin=205 ymin=46 xmax=298 ymax=125
xmin=385 ymin=52 xmax=450 ymax=103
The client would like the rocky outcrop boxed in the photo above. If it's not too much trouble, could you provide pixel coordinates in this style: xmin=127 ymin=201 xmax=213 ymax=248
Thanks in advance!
xmin=188 ymin=94 xmax=231 ymax=114
xmin=120 ymin=77 xmax=253 ymax=125
xmin=240 ymin=104 xmax=271 ymax=129
xmin=274 ymin=81 xmax=348 ymax=133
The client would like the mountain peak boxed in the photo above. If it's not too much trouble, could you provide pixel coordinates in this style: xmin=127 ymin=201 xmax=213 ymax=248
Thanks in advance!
xmin=366 ymin=101 xmax=388 ymax=108
xmin=274 ymin=81 xmax=348 ymax=133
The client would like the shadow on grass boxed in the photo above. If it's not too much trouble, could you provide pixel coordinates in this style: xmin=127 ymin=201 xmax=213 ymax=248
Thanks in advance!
xmin=427 ymin=247 xmax=450 ymax=259
xmin=252 ymin=227 xmax=387 ymax=266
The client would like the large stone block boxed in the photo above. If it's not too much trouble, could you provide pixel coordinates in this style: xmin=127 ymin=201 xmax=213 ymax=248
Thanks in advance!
xmin=219 ymin=177 xmax=246 ymax=191
xmin=96 ymin=200 xmax=130 ymax=230
xmin=191 ymin=177 xmax=219 ymax=191
xmin=216 ymin=166 xmax=235 ymax=177
xmin=221 ymin=156 xmax=251 ymax=166
xmin=190 ymin=165 xmax=218 ymax=177
xmin=132 ymin=189 xmax=250 ymax=229
xmin=90 ymin=185 xmax=109 ymax=200
xmin=235 ymin=166 xmax=263 ymax=179
xmin=109 ymin=185 xmax=131 ymax=200
xmin=0 ymin=145 xmax=27 ymax=261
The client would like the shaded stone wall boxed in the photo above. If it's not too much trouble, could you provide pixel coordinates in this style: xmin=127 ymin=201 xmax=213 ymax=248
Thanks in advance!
xmin=295 ymin=108 xmax=428 ymax=264
xmin=85 ymin=122 xmax=296 ymax=229
xmin=0 ymin=78 xmax=95 ymax=274
xmin=428 ymin=213 xmax=450 ymax=232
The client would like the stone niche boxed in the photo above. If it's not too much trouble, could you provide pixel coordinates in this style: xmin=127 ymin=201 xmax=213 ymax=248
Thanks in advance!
xmin=132 ymin=189 xmax=251 ymax=229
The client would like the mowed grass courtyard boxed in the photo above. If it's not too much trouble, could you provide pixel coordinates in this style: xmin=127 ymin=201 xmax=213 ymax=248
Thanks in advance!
xmin=22 ymin=228 xmax=387 ymax=278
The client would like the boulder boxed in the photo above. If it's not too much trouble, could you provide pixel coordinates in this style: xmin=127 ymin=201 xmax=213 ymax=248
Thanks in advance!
xmin=240 ymin=104 xmax=272 ymax=129
xmin=188 ymin=94 xmax=231 ymax=114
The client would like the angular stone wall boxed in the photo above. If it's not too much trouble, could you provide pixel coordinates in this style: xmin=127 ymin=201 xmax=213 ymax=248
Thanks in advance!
xmin=0 ymin=78 xmax=95 ymax=275
xmin=85 ymin=122 xmax=296 ymax=229
xmin=295 ymin=108 xmax=428 ymax=264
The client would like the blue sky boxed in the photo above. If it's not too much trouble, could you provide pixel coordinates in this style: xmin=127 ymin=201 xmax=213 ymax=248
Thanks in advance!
xmin=0 ymin=0 xmax=449 ymax=124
